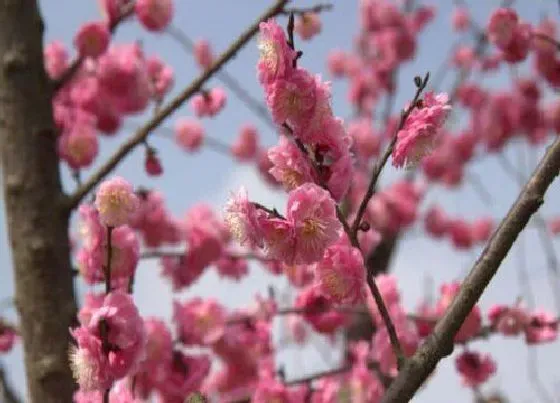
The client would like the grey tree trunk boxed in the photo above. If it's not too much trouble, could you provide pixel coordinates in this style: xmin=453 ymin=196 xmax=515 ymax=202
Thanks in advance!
xmin=0 ymin=1 xmax=76 ymax=402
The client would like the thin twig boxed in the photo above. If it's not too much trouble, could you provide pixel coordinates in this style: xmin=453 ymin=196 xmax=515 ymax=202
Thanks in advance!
xmin=66 ymin=0 xmax=290 ymax=210
xmin=0 ymin=365 xmax=22 ymax=403
xmin=282 ymin=3 xmax=333 ymax=16
xmin=382 ymin=136 xmax=560 ymax=402
xmin=351 ymin=72 xmax=430 ymax=240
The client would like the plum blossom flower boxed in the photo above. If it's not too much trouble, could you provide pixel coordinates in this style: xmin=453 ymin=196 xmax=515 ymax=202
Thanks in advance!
xmin=175 ymin=118 xmax=204 ymax=152
xmin=315 ymin=236 xmax=366 ymax=305
xmin=455 ymin=351 xmax=497 ymax=387
xmin=0 ymin=321 xmax=17 ymax=353
xmin=267 ymin=136 xmax=316 ymax=191
xmin=487 ymin=8 xmax=519 ymax=49
xmin=95 ymin=177 xmax=139 ymax=227
xmin=194 ymin=39 xmax=214 ymax=69
xmin=295 ymin=286 xmax=347 ymax=334
xmin=257 ymin=19 xmax=297 ymax=85
xmin=135 ymin=0 xmax=173 ymax=31
xmin=174 ymin=298 xmax=226 ymax=346
xmin=74 ymin=22 xmax=110 ymax=59
xmin=295 ymin=13 xmax=322 ymax=41
xmin=231 ymin=124 xmax=259 ymax=161
xmin=392 ymin=92 xmax=451 ymax=168
xmin=223 ymin=187 xmax=264 ymax=249
xmin=287 ymin=183 xmax=341 ymax=265
xmin=525 ymin=310 xmax=558 ymax=344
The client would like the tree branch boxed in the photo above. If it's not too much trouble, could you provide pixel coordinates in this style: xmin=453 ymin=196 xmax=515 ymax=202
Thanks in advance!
xmin=381 ymin=136 xmax=560 ymax=403
xmin=0 ymin=365 xmax=22 ymax=403
xmin=66 ymin=0 xmax=290 ymax=210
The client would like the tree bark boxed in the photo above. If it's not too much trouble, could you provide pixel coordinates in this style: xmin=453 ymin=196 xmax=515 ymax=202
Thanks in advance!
xmin=0 ymin=1 xmax=76 ymax=402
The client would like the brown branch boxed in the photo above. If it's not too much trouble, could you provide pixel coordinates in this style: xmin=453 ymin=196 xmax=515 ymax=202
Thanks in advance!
xmin=52 ymin=3 xmax=135 ymax=92
xmin=381 ymin=136 xmax=560 ymax=402
xmin=66 ymin=0 xmax=290 ymax=210
xmin=350 ymin=72 xmax=430 ymax=241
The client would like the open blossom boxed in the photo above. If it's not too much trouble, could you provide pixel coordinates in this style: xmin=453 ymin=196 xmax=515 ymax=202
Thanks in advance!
xmin=175 ymin=118 xmax=204 ymax=152
xmin=95 ymin=177 xmax=139 ymax=227
xmin=157 ymin=352 xmax=211 ymax=400
xmin=231 ymin=124 xmax=259 ymax=161
xmin=257 ymin=19 xmax=297 ymax=85
xmin=455 ymin=351 xmax=497 ymax=387
xmin=74 ymin=380 xmax=142 ymax=403
xmin=74 ymin=22 xmax=110 ymax=59
xmin=487 ymin=8 xmax=519 ymax=49
xmin=191 ymin=88 xmax=227 ymax=117
xmin=525 ymin=310 xmax=558 ymax=344
xmin=295 ymin=286 xmax=347 ymax=334
xmin=295 ymin=13 xmax=322 ymax=41
xmin=488 ymin=304 xmax=529 ymax=336
xmin=70 ymin=291 xmax=146 ymax=391
xmin=287 ymin=183 xmax=341 ymax=265
xmin=135 ymin=0 xmax=173 ymax=31
xmin=316 ymin=236 xmax=366 ymax=305
xmin=268 ymin=135 xmax=316 ymax=191
xmin=194 ymin=39 xmax=214 ymax=69
xmin=266 ymin=69 xmax=317 ymax=131
xmin=146 ymin=56 xmax=174 ymax=101
xmin=44 ymin=41 xmax=69 ymax=80
xmin=58 ymin=121 xmax=99 ymax=170
xmin=174 ymin=298 xmax=226 ymax=345
xmin=392 ymin=92 xmax=451 ymax=168
xmin=223 ymin=187 xmax=263 ymax=249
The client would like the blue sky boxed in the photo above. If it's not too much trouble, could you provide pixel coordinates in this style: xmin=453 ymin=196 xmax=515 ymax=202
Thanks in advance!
xmin=1 ymin=0 xmax=560 ymax=402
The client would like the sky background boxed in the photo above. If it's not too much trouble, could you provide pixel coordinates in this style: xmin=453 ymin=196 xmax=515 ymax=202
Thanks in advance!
xmin=1 ymin=0 xmax=560 ymax=402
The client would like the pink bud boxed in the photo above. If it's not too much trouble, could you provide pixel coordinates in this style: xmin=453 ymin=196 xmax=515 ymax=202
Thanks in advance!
xmin=135 ymin=0 xmax=173 ymax=32
xmin=194 ymin=39 xmax=214 ymax=69
xmin=74 ymin=22 xmax=110 ymax=59
xmin=175 ymin=118 xmax=204 ymax=152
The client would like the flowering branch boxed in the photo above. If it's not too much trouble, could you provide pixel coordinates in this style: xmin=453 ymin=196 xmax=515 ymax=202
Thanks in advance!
xmin=350 ymin=72 xmax=430 ymax=242
xmin=52 ymin=3 xmax=135 ymax=92
xmin=381 ymin=136 xmax=560 ymax=402
xmin=65 ymin=0 xmax=290 ymax=211
xmin=532 ymin=32 xmax=560 ymax=51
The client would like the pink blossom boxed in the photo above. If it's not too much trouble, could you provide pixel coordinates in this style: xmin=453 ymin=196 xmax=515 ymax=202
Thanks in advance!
xmin=501 ymin=22 xmax=532 ymax=63
xmin=0 ymin=322 xmax=17 ymax=353
xmin=191 ymin=87 xmax=227 ymax=117
xmin=133 ymin=318 xmax=173 ymax=398
xmin=135 ymin=0 xmax=173 ymax=31
xmin=283 ymin=262 xmax=315 ymax=288
xmin=268 ymin=135 xmax=316 ymax=191
xmin=525 ymin=310 xmax=558 ymax=344
xmin=74 ymin=22 xmax=110 ymax=59
xmin=449 ymin=219 xmax=474 ymax=249
xmin=78 ymin=293 xmax=105 ymax=326
xmin=223 ymin=187 xmax=264 ymax=249
xmin=215 ymin=254 xmax=249 ymax=281
xmin=348 ymin=118 xmax=380 ymax=160
xmin=97 ymin=44 xmax=152 ymax=115
xmin=231 ymin=124 xmax=259 ymax=161
xmin=327 ymin=50 xmax=347 ymax=77
xmin=488 ymin=304 xmax=529 ymax=336
xmin=253 ymin=376 xmax=291 ymax=403
xmin=295 ymin=13 xmax=322 ymax=41
xmin=424 ymin=205 xmax=449 ymax=238
xmin=174 ymin=298 xmax=226 ymax=346
xmin=316 ymin=237 xmax=366 ymax=305
xmin=295 ymin=286 xmax=347 ymax=334
xmin=451 ymin=7 xmax=470 ymax=32
xmin=144 ymin=148 xmax=164 ymax=176
xmin=58 ymin=120 xmax=99 ymax=170
xmin=70 ymin=292 xmax=145 ymax=391
xmin=74 ymin=380 xmax=142 ymax=402
xmin=487 ymin=8 xmax=519 ymax=49
xmin=174 ymin=118 xmax=204 ymax=152
xmin=256 ymin=148 xmax=281 ymax=187
xmin=157 ymin=352 xmax=211 ymax=400
xmin=267 ymin=69 xmax=317 ymax=132
xmin=99 ymin=0 xmax=130 ymax=25
xmin=95 ymin=177 xmax=139 ymax=227
xmin=287 ymin=183 xmax=342 ymax=265
xmin=257 ymin=19 xmax=297 ymax=85
xmin=194 ymin=39 xmax=214 ymax=69
xmin=77 ymin=225 xmax=139 ymax=288
xmin=392 ymin=92 xmax=451 ymax=168
xmin=471 ymin=217 xmax=494 ymax=243
xmin=549 ymin=217 xmax=560 ymax=235
xmin=44 ymin=41 xmax=69 ymax=80
xmin=260 ymin=217 xmax=296 ymax=262
xmin=455 ymin=351 xmax=497 ymax=387
xmin=146 ymin=56 xmax=174 ymax=101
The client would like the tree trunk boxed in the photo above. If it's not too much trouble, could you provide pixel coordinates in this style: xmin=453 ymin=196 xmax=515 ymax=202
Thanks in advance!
xmin=0 ymin=1 xmax=76 ymax=402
